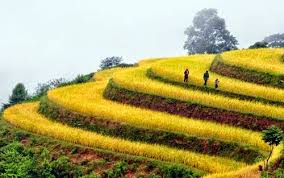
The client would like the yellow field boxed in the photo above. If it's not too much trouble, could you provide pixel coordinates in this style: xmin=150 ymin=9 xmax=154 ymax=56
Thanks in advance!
xmin=3 ymin=102 xmax=246 ymax=174
xmin=48 ymin=81 xmax=268 ymax=150
xmin=221 ymin=48 xmax=284 ymax=75
xmin=205 ymin=143 xmax=282 ymax=178
xmin=113 ymin=66 xmax=284 ymax=120
xmin=150 ymin=54 xmax=284 ymax=103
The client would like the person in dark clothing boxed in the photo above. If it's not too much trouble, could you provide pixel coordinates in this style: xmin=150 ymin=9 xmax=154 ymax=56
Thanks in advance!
xmin=203 ymin=71 xmax=209 ymax=86
xmin=184 ymin=68 xmax=189 ymax=82
xmin=215 ymin=78 xmax=219 ymax=89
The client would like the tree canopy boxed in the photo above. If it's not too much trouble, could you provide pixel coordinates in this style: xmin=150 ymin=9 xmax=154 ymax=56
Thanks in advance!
xmin=184 ymin=8 xmax=238 ymax=54
xmin=100 ymin=56 xmax=123 ymax=69
xmin=264 ymin=33 xmax=284 ymax=48
xmin=262 ymin=125 xmax=283 ymax=170
xmin=249 ymin=41 xmax=268 ymax=49
xmin=9 ymin=83 xmax=28 ymax=105
xmin=262 ymin=126 xmax=283 ymax=146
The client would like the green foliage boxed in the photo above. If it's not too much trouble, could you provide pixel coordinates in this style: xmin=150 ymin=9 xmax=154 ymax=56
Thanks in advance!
xmin=34 ymin=73 xmax=94 ymax=98
xmin=274 ymin=168 xmax=284 ymax=178
xmin=262 ymin=126 xmax=283 ymax=146
xmin=34 ymin=78 xmax=68 ymax=97
xmin=262 ymin=126 xmax=283 ymax=170
xmin=260 ymin=171 xmax=269 ymax=178
xmin=73 ymin=73 xmax=94 ymax=84
xmin=0 ymin=141 xmax=83 ymax=178
xmin=0 ymin=142 xmax=34 ymax=178
xmin=9 ymin=83 xmax=28 ymax=105
xmin=2 ymin=73 xmax=94 ymax=111
xmin=102 ymin=161 xmax=128 ymax=178
xmin=184 ymin=8 xmax=238 ymax=54
xmin=49 ymin=156 xmax=83 ymax=177
xmin=80 ymin=174 xmax=101 ymax=178
xmin=117 ymin=63 xmax=138 ymax=68
xmin=14 ymin=131 xmax=30 ymax=141
xmin=264 ymin=33 xmax=284 ymax=48
xmin=100 ymin=56 xmax=123 ymax=69
xmin=160 ymin=164 xmax=198 ymax=178
xmin=249 ymin=41 xmax=268 ymax=49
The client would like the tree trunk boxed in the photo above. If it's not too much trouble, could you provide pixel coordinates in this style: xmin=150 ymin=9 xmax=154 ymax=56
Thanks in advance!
xmin=265 ymin=146 xmax=274 ymax=170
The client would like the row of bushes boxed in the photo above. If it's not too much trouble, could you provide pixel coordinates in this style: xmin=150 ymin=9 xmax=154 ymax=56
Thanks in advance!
xmin=1 ymin=73 xmax=95 ymax=112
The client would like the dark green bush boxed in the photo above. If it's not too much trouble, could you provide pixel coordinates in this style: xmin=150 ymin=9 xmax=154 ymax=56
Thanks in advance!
xmin=102 ymin=161 xmax=128 ymax=178
xmin=0 ymin=142 xmax=34 ymax=178
xmin=160 ymin=165 xmax=198 ymax=178
xmin=50 ymin=156 xmax=83 ymax=177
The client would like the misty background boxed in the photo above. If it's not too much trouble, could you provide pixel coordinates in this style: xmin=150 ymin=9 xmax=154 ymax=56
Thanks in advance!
xmin=1 ymin=0 xmax=283 ymax=104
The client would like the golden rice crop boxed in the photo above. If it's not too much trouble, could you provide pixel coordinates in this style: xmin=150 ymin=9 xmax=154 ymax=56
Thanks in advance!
xmin=48 ymin=81 xmax=268 ymax=151
xmin=3 ymin=102 xmax=246 ymax=174
xmin=93 ymin=67 xmax=123 ymax=81
xmin=221 ymin=48 xmax=284 ymax=75
xmin=150 ymin=54 xmax=284 ymax=103
xmin=112 ymin=66 xmax=284 ymax=120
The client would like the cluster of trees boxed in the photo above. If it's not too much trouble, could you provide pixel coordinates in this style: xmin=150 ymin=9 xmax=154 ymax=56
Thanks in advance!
xmin=249 ymin=34 xmax=284 ymax=49
xmin=1 ymin=57 xmax=134 ymax=111
xmin=1 ymin=74 xmax=94 ymax=111
xmin=184 ymin=8 xmax=284 ymax=54
xmin=99 ymin=56 xmax=136 ymax=70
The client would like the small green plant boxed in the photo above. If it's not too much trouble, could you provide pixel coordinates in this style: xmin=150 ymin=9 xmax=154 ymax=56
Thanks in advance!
xmin=274 ymin=168 xmax=284 ymax=178
xmin=262 ymin=126 xmax=283 ymax=170
xmin=260 ymin=171 xmax=269 ymax=178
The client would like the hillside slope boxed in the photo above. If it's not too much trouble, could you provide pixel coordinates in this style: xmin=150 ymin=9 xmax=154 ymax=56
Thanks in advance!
xmin=3 ymin=48 xmax=284 ymax=177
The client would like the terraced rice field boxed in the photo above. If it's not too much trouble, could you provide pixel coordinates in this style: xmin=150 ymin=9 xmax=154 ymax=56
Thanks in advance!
xmin=221 ymin=48 xmax=284 ymax=75
xmin=113 ymin=65 xmax=284 ymax=120
xmin=3 ymin=48 xmax=284 ymax=177
xmin=149 ymin=55 xmax=284 ymax=103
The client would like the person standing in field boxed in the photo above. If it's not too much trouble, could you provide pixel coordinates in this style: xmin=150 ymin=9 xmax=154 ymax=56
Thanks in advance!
xmin=184 ymin=68 xmax=189 ymax=82
xmin=203 ymin=71 xmax=209 ymax=86
xmin=215 ymin=79 xmax=219 ymax=89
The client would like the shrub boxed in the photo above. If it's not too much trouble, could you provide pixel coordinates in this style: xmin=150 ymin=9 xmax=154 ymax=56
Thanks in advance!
xmin=100 ymin=56 xmax=123 ymax=69
xmin=50 ymin=156 xmax=83 ymax=177
xmin=249 ymin=41 xmax=268 ymax=49
xmin=9 ymin=83 xmax=28 ymax=105
xmin=0 ymin=142 xmax=34 ymax=178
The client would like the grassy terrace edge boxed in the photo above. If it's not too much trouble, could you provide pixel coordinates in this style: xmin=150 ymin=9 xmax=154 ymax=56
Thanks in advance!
xmin=210 ymin=55 xmax=284 ymax=89
xmin=104 ymin=79 xmax=284 ymax=132
xmin=0 ymin=115 xmax=202 ymax=178
xmin=38 ymin=96 xmax=264 ymax=164
xmin=147 ymin=68 xmax=284 ymax=107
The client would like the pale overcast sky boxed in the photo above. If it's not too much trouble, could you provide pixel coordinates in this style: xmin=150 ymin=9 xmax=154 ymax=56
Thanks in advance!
xmin=0 ymin=0 xmax=283 ymax=104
